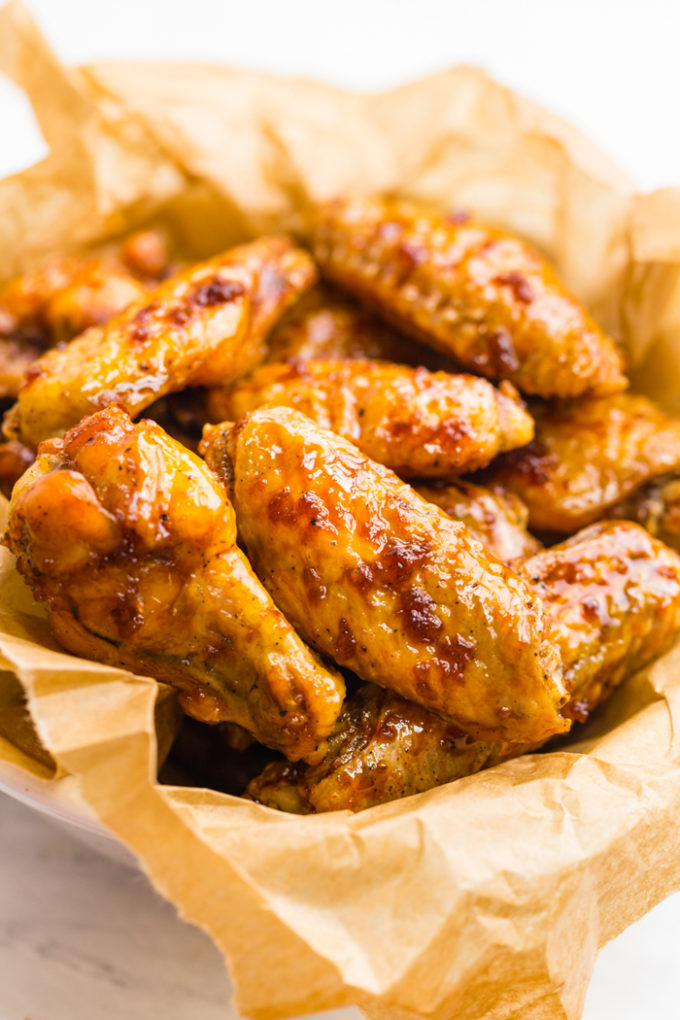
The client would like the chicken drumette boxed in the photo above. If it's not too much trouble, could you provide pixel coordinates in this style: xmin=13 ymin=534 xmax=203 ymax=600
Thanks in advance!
xmin=4 ymin=406 xmax=345 ymax=763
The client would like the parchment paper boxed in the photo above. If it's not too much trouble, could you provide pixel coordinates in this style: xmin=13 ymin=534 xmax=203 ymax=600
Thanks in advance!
xmin=1 ymin=3 xmax=680 ymax=1018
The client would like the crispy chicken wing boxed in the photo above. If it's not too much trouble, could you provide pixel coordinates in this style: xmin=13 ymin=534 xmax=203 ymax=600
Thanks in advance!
xmin=493 ymin=393 xmax=680 ymax=533
xmin=5 ymin=236 xmax=316 ymax=449
xmin=519 ymin=521 xmax=680 ymax=721
xmin=266 ymin=283 xmax=447 ymax=368
xmin=611 ymin=472 xmax=680 ymax=551
xmin=248 ymin=519 xmax=680 ymax=812
xmin=4 ymin=406 xmax=344 ymax=763
xmin=415 ymin=480 xmax=541 ymax=561
xmin=202 ymin=407 xmax=567 ymax=744
xmin=206 ymin=360 xmax=533 ymax=478
xmin=311 ymin=196 xmax=626 ymax=398
xmin=247 ymin=685 xmax=520 ymax=813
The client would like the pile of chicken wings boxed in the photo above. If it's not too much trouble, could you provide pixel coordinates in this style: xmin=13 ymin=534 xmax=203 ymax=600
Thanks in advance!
xmin=3 ymin=197 xmax=680 ymax=813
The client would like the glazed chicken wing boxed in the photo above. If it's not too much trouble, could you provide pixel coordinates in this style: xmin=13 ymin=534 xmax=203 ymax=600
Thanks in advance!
xmin=611 ymin=472 xmax=680 ymax=551
xmin=206 ymin=360 xmax=533 ymax=478
xmin=415 ymin=480 xmax=541 ymax=562
xmin=247 ymin=685 xmax=520 ymax=813
xmin=519 ymin=520 xmax=680 ymax=721
xmin=493 ymin=393 xmax=680 ymax=533
xmin=4 ymin=406 xmax=344 ymax=763
xmin=266 ymin=283 xmax=448 ymax=369
xmin=248 ymin=519 xmax=680 ymax=812
xmin=311 ymin=196 xmax=626 ymax=399
xmin=5 ymin=236 xmax=316 ymax=449
xmin=202 ymin=407 xmax=567 ymax=744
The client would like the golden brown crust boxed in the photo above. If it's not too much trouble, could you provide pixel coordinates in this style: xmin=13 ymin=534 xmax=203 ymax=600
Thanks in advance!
xmin=5 ymin=236 xmax=317 ymax=448
xmin=266 ymin=283 xmax=448 ymax=368
xmin=611 ymin=472 xmax=680 ymax=551
xmin=206 ymin=360 xmax=533 ymax=478
xmin=4 ymin=406 xmax=344 ymax=763
xmin=311 ymin=196 xmax=626 ymax=399
xmin=415 ymin=480 xmax=541 ymax=561
xmin=247 ymin=685 xmax=520 ymax=813
xmin=203 ymin=406 xmax=568 ymax=744
xmin=493 ymin=393 xmax=680 ymax=533
xmin=518 ymin=521 xmax=680 ymax=721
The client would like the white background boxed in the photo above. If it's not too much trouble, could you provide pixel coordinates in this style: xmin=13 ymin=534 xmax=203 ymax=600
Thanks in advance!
xmin=1 ymin=1 xmax=680 ymax=1018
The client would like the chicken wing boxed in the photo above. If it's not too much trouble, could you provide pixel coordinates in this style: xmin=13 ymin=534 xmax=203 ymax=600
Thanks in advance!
xmin=4 ymin=236 xmax=316 ymax=449
xmin=0 ymin=439 xmax=34 ymax=499
xmin=247 ymin=685 xmax=520 ymax=813
xmin=611 ymin=472 xmax=680 ymax=551
xmin=518 ymin=520 xmax=680 ymax=721
xmin=415 ymin=480 xmax=541 ymax=561
xmin=311 ymin=196 xmax=626 ymax=399
xmin=206 ymin=360 xmax=533 ymax=478
xmin=202 ymin=407 xmax=567 ymax=744
xmin=4 ymin=406 xmax=344 ymax=763
xmin=248 ymin=519 xmax=680 ymax=812
xmin=266 ymin=283 xmax=447 ymax=368
xmin=493 ymin=393 xmax=680 ymax=533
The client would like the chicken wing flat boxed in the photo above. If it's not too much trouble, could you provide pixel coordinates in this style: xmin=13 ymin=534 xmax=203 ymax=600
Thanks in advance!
xmin=4 ymin=406 xmax=344 ymax=763
xmin=415 ymin=480 xmax=541 ymax=561
xmin=5 ymin=236 xmax=316 ymax=449
xmin=311 ymin=196 xmax=626 ymax=399
xmin=206 ymin=360 xmax=533 ymax=478
xmin=266 ymin=283 xmax=446 ymax=368
xmin=519 ymin=520 xmax=680 ymax=722
xmin=493 ymin=393 xmax=680 ymax=533
xmin=247 ymin=684 xmax=520 ymax=813
xmin=202 ymin=407 xmax=568 ymax=744
xmin=611 ymin=473 xmax=680 ymax=551
xmin=248 ymin=519 xmax=680 ymax=813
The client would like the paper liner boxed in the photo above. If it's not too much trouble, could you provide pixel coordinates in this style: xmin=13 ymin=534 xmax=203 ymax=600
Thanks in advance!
xmin=1 ymin=3 xmax=680 ymax=1018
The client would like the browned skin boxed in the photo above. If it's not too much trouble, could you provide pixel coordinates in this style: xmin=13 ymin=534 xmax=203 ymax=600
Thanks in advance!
xmin=202 ymin=407 xmax=568 ymax=745
xmin=266 ymin=283 xmax=450 ymax=369
xmin=4 ymin=406 xmax=344 ymax=763
xmin=519 ymin=521 xmax=680 ymax=722
xmin=493 ymin=393 xmax=680 ymax=533
xmin=0 ymin=439 xmax=34 ymax=499
xmin=311 ymin=196 xmax=626 ymax=399
xmin=415 ymin=480 xmax=541 ymax=561
xmin=207 ymin=360 xmax=533 ymax=478
xmin=611 ymin=472 xmax=680 ymax=552
xmin=4 ymin=236 xmax=317 ymax=449
xmin=0 ymin=337 xmax=44 ymax=401
xmin=248 ymin=520 xmax=680 ymax=813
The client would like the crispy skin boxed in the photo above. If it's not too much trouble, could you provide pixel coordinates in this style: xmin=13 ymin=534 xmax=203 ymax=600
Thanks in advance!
xmin=519 ymin=521 xmax=680 ymax=722
xmin=202 ymin=407 xmax=567 ymax=744
xmin=0 ymin=439 xmax=34 ymax=499
xmin=266 ymin=284 xmax=447 ymax=368
xmin=5 ymin=236 xmax=316 ymax=449
xmin=311 ymin=196 xmax=626 ymax=398
xmin=43 ymin=265 xmax=147 ymax=346
xmin=493 ymin=393 xmax=680 ymax=533
xmin=207 ymin=360 xmax=533 ymax=478
xmin=0 ymin=337 xmax=44 ymax=400
xmin=247 ymin=685 xmax=520 ymax=813
xmin=4 ymin=406 xmax=344 ymax=763
xmin=248 ymin=520 xmax=680 ymax=813
xmin=611 ymin=472 xmax=680 ymax=551
xmin=416 ymin=480 xmax=541 ymax=561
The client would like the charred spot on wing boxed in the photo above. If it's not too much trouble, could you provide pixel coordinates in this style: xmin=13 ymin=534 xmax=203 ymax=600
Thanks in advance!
xmin=190 ymin=277 xmax=246 ymax=308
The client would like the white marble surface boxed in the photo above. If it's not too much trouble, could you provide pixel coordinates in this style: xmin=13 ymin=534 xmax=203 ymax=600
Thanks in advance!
xmin=2 ymin=1 xmax=680 ymax=1017
xmin=1 ymin=790 xmax=679 ymax=1020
